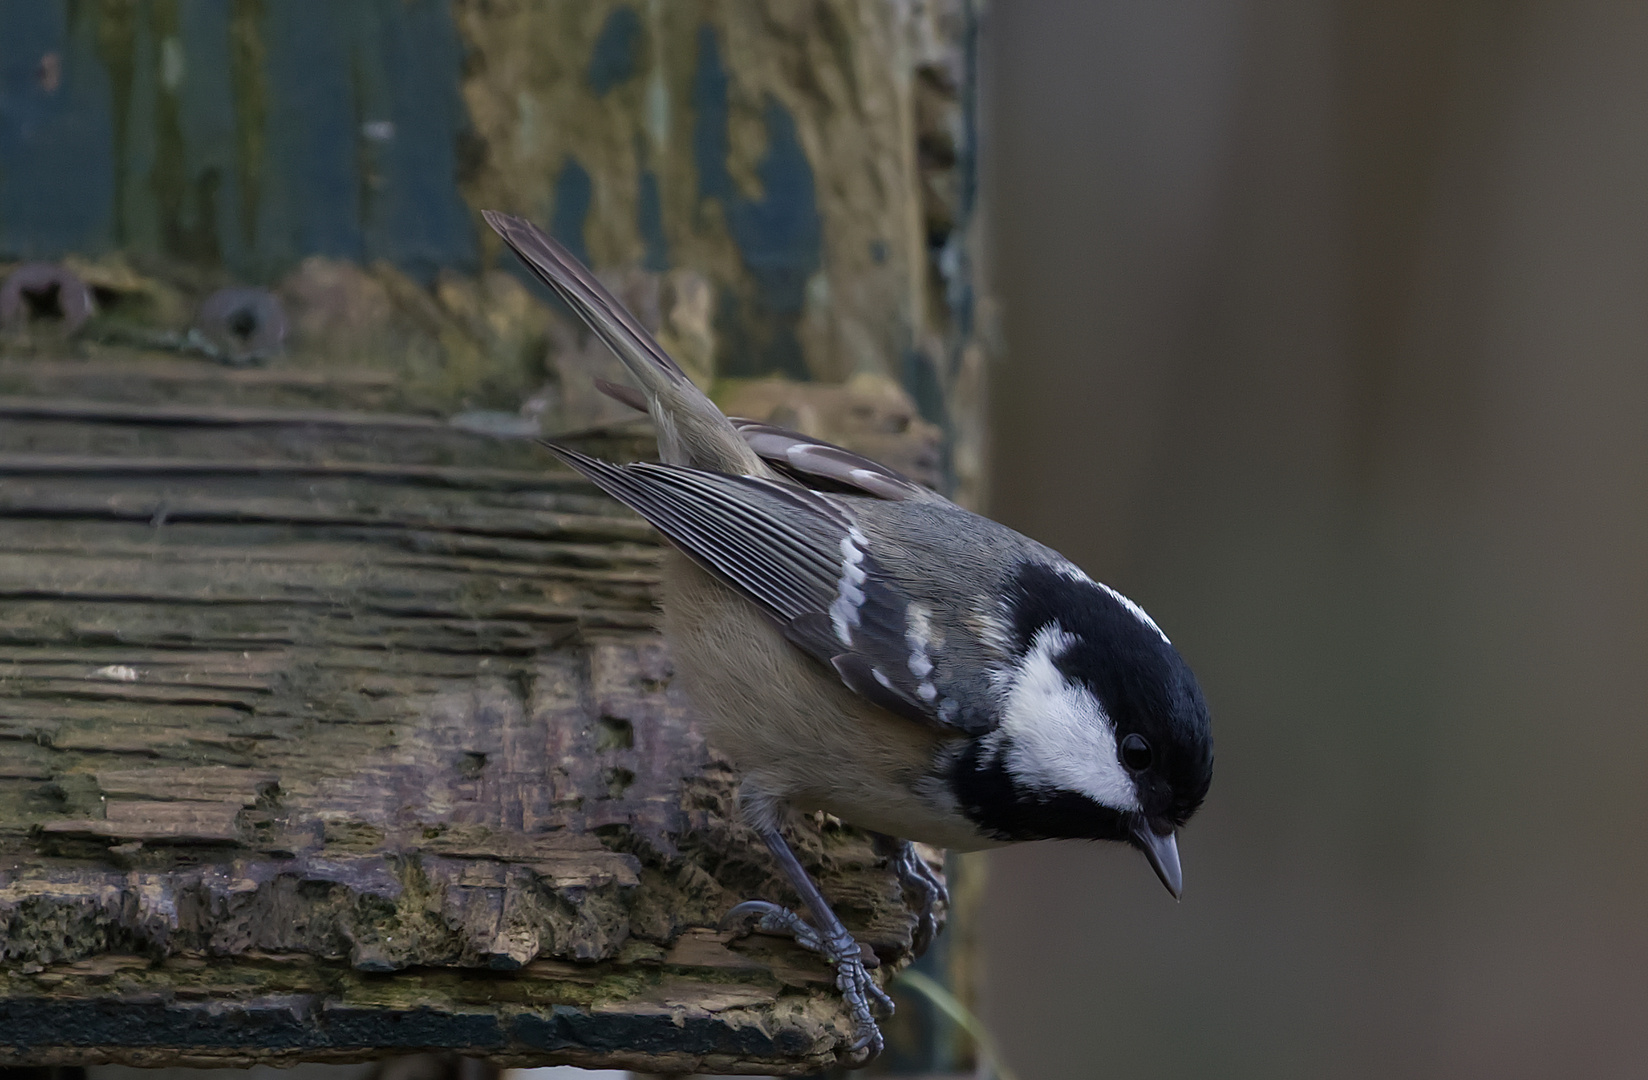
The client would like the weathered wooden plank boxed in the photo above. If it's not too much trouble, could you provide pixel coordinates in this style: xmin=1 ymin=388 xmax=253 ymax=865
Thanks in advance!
xmin=0 ymin=360 xmax=968 ymax=1074
xmin=0 ymin=346 xmax=950 ymax=1071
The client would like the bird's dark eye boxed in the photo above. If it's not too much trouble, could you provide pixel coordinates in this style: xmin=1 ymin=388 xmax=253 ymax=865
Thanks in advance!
xmin=1120 ymin=733 xmax=1152 ymax=772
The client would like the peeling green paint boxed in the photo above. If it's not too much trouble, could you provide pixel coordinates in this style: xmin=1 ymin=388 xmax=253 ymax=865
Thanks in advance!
xmin=148 ymin=0 xmax=197 ymax=262
xmin=690 ymin=26 xmax=821 ymax=379
xmin=229 ymin=0 xmax=266 ymax=250
xmin=90 ymin=0 xmax=136 ymax=246
xmin=550 ymin=155 xmax=594 ymax=268
xmin=586 ymin=6 xmax=641 ymax=98
xmin=4 ymin=1 xmax=475 ymax=280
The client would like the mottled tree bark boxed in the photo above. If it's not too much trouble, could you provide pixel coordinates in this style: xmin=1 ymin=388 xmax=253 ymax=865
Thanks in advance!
xmin=0 ymin=1 xmax=988 ymax=1073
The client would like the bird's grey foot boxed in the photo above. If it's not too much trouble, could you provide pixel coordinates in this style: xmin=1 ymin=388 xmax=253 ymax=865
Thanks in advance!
xmin=720 ymin=828 xmax=894 ymax=1062
xmin=722 ymin=899 xmax=892 ymax=1057
xmin=874 ymin=834 xmax=949 ymax=956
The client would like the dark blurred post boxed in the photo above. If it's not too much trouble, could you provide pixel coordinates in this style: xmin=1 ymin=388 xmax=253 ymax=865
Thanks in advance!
xmin=986 ymin=2 xmax=1648 ymax=1077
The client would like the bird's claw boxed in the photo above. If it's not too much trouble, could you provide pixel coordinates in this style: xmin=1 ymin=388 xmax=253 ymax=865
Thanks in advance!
xmin=880 ymin=838 xmax=949 ymax=956
xmin=720 ymin=899 xmax=892 ymax=1061
xmin=721 ymin=899 xmax=825 ymax=952
xmin=834 ymin=947 xmax=893 ymax=1059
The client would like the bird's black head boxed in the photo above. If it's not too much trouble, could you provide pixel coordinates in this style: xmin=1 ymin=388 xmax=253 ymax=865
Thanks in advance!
xmin=950 ymin=560 xmax=1214 ymax=896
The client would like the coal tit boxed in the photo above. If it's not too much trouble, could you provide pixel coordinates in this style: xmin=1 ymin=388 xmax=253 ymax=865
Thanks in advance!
xmin=484 ymin=212 xmax=1214 ymax=1062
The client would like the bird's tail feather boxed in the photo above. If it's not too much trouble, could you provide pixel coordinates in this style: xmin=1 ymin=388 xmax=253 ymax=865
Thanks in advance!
xmin=483 ymin=210 xmax=764 ymax=475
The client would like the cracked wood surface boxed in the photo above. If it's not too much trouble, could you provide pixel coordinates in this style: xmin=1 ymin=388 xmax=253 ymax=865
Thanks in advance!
xmin=0 ymin=356 xmax=941 ymax=1075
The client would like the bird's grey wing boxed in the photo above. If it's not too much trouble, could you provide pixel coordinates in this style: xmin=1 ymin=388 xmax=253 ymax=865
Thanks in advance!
xmin=727 ymin=419 xmax=947 ymax=504
xmin=546 ymin=442 xmax=984 ymax=732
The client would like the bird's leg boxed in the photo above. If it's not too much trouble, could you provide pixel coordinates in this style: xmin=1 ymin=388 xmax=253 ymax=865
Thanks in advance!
xmin=721 ymin=825 xmax=893 ymax=1061
xmin=871 ymin=833 xmax=949 ymax=957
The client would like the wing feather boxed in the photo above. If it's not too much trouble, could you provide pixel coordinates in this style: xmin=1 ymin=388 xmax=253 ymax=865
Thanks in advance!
xmin=547 ymin=443 xmax=845 ymax=624
xmin=728 ymin=419 xmax=942 ymax=503
xmin=545 ymin=441 xmax=974 ymax=731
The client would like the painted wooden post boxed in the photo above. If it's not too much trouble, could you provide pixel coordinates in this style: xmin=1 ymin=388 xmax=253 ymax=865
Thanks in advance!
xmin=0 ymin=1 xmax=989 ymax=1073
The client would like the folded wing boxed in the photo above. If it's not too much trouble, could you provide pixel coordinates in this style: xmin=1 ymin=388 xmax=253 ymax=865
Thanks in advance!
xmin=547 ymin=442 xmax=975 ymax=731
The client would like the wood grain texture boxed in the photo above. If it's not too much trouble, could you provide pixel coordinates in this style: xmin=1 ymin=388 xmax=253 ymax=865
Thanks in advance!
xmin=0 ymin=356 xmax=939 ymax=1075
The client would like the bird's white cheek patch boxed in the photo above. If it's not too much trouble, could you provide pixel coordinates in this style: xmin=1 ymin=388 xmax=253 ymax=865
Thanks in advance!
xmin=997 ymin=626 xmax=1141 ymax=813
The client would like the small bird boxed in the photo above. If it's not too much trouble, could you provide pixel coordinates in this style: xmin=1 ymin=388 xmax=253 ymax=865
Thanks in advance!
xmin=485 ymin=212 xmax=1213 ymax=1062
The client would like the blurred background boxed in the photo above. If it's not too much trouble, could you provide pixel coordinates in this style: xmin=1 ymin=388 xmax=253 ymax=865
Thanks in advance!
xmin=2 ymin=0 xmax=1646 ymax=1077
xmin=984 ymin=2 xmax=1648 ymax=1077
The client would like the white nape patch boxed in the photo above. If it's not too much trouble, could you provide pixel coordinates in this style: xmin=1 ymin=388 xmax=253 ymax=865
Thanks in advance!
xmin=829 ymin=526 xmax=869 ymax=645
xmin=905 ymin=602 xmax=940 ymax=704
xmin=1053 ymin=562 xmax=1170 ymax=644
xmin=991 ymin=625 xmax=1141 ymax=812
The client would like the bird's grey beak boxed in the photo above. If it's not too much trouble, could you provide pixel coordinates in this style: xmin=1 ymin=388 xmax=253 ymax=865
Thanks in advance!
xmin=1131 ymin=823 xmax=1182 ymax=899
